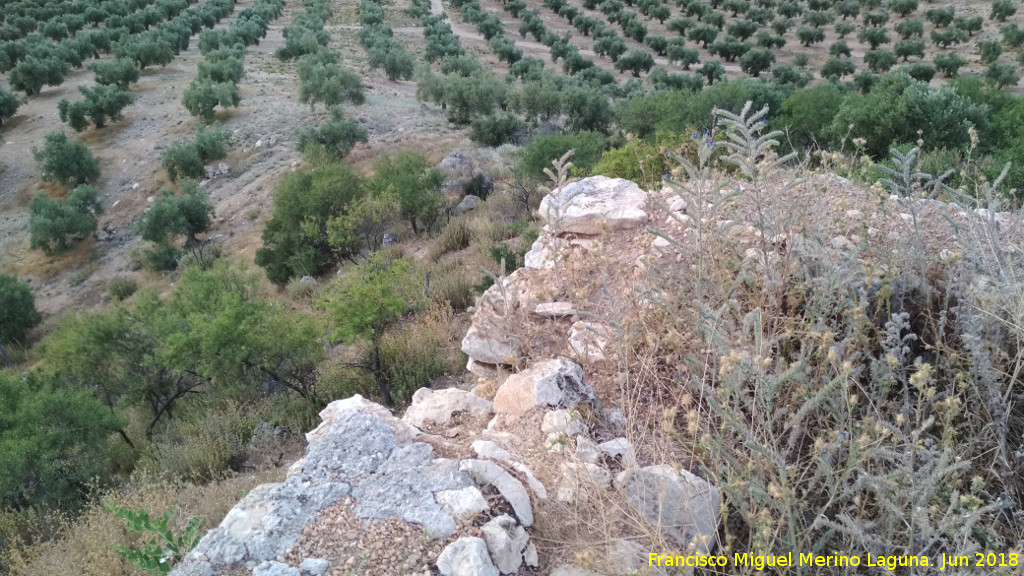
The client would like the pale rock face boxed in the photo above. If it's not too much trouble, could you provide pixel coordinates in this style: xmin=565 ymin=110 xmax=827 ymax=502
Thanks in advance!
xmin=435 ymin=486 xmax=490 ymax=522
xmin=568 ymin=321 xmax=612 ymax=362
xmin=461 ymin=324 xmax=517 ymax=366
xmin=538 ymin=176 xmax=649 ymax=235
xmin=403 ymin=388 xmax=494 ymax=429
xmin=523 ymin=542 xmax=539 ymax=567
xmin=480 ymin=515 xmax=530 ymax=574
xmin=437 ymin=537 xmax=500 ymax=576
xmin=471 ymin=440 xmax=513 ymax=462
xmin=298 ymin=558 xmax=329 ymax=576
xmin=613 ymin=465 xmax=721 ymax=553
xmin=541 ymin=409 xmax=588 ymax=436
xmin=524 ymin=236 xmax=568 ymax=269
xmin=575 ymin=436 xmax=602 ymax=464
xmin=459 ymin=459 xmax=534 ymax=527
xmin=532 ymin=301 xmax=577 ymax=318
xmin=252 ymin=561 xmax=300 ymax=576
xmin=599 ymin=438 xmax=638 ymax=469
xmin=492 ymin=359 xmax=595 ymax=417
xmin=305 ymin=394 xmax=417 ymax=448
xmin=455 ymin=194 xmax=481 ymax=214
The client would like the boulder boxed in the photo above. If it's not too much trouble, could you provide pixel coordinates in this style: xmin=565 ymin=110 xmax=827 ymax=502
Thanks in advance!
xmin=492 ymin=358 xmax=594 ymax=417
xmin=462 ymin=324 xmax=516 ymax=366
xmin=575 ymin=436 xmax=602 ymax=464
xmin=403 ymin=388 xmax=494 ymax=429
xmin=568 ymin=321 xmax=612 ymax=362
xmin=532 ymin=302 xmax=577 ymax=318
xmin=437 ymin=537 xmax=499 ymax=576
xmin=298 ymin=558 xmax=329 ymax=576
xmin=438 ymin=152 xmax=476 ymax=179
xmin=599 ymin=438 xmax=638 ymax=469
xmin=252 ymin=562 xmax=300 ymax=576
xmin=613 ymin=466 xmax=720 ymax=553
xmin=538 ymin=176 xmax=648 ymax=235
xmin=459 ymin=460 xmax=534 ymax=527
xmin=480 ymin=515 xmax=530 ymax=574
xmin=541 ymin=409 xmax=587 ymax=436
xmin=435 ymin=486 xmax=489 ymax=522
xmin=523 ymin=236 xmax=568 ymax=270
xmin=455 ymin=195 xmax=481 ymax=214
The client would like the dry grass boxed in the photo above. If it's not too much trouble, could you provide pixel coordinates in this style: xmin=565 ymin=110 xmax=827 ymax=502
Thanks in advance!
xmin=6 ymin=469 xmax=283 ymax=576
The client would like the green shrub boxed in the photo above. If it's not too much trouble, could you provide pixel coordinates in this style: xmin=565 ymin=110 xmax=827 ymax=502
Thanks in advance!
xmin=136 ymin=180 xmax=214 ymax=270
xmin=161 ymin=125 xmax=229 ymax=182
xmin=0 ymin=274 xmax=42 ymax=345
xmin=370 ymin=151 xmax=446 ymax=235
xmin=297 ymin=51 xmax=364 ymax=109
xmin=181 ymin=78 xmax=240 ymax=123
xmin=106 ymin=503 xmax=202 ymax=574
xmin=521 ymin=132 xmax=605 ymax=181
xmin=256 ymin=164 xmax=368 ymax=285
xmin=88 ymin=58 xmax=140 ymax=89
xmin=0 ymin=88 xmax=19 ymax=126
xmin=29 ymin=184 xmax=104 ymax=256
xmin=470 ymin=114 xmax=523 ymax=147
xmin=108 ymin=277 xmax=139 ymax=301
xmin=430 ymin=218 xmax=472 ymax=260
xmin=296 ymin=109 xmax=368 ymax=163
xmin=32 ymin=131 xmax=101 ymax=187
xmin=592 ymin=135 xmax=676 ymax=188
xmin=58 ymin=84 xmax=136 ymax=131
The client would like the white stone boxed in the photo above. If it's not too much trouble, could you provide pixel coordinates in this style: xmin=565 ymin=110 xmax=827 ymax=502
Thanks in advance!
xmin=538 ymin=176 xmax=649 ymax=235
xmin=462 ymin=324 xmax=516 ymax=366
xmin=305 ymin=395 xmax=417 ymax=448
xmin=523 ymin=542 xmax=539 ymax=567
xmin=599 ymin=438 xmax=638 ymax=468
xmin=480 ymin=515 xmax=529 ymax=574
xmin=460 ymin=460 xmax=534 ymax=527
xmin=403 ymin=388 xmax=494 ymax=429
xmin=471 ymin=440 xmax=512 ymax=462
xmin=568 ymin=321 xmax=612 ymax=362
xmin=437 ymin=537 xmax=499 ymax=576
xmin=667 ymin=195 xmax=687 ymax=212
xmin=557 ymin=462 xmax=612 ymax=501
xmin=533 ymin=302 xmax=577 ymax=317
xmin=435 ymin=486 xmax=489 ymax=522
xmin=541 ymin=409 xmax=587 ymax=436
xmin=492 ymin=358 xmax=594 ymax=417
xmin=613 ymin=465 xmax=720 ymax=553
xmin=523 ymin=236 xmax=568 ymax=269
xmin=549 ymin=565 xmax=603 ymax=576
xmin=652 ymin=236 xmax=672 ymax=249
xmin=299 ymin=558 xmax=329 ymax=576
xmin=575 ymin=436 xmax=602 ymax=464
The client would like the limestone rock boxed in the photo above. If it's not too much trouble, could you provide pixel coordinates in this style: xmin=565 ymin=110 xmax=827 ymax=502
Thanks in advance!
xmin=437 ymin=537 xmax=499 ymax=576
xmin=605 ymin=539 xmax=651 ymax=575
xmin=541 ymin=409 xmax=587 ymax=436
xmin=298 ymin=558 xmax=329 ymax=576
xmin=549 ymin=565 xmax=603 ymax=576
xmin=523 ymin=542 xmax=539 ymax=567
xmin=438 ymin=152 xmax=476 ymax=179
xmin=403 ymin=388 xmax=494 ymax=429
xmin=532 ymin=301 xmax=577 ymax=318
xmin=304 ymin=394 xmax=416 ymax=448
xmin=459 ymin=460 xmax=534 ymax=527
xmin=599 ymin=438 xmax=638 ymax=469
xmin=252 ymin=562 xmax=300 ymax=576
xmin=575 ymin=436 xmax=602 ymax=463
xmin=455 ymin=195 xmax=481 ymax=214
xmin=492 ymin=358 xmax=594 ymax=417
xmin=523 ymin=236 xmax=568 ymax=269
xmin=568 ymin=321 xmax=612 ymax=362
xmin=462 ymin=324 xmax=516 ymax=366
xmin=538 ymin=176 xmax=648 ymax=235
xmin=480 ymin=515 xmax=529 ymax=574
xmin=435 ymin=486 xmax=489 ymax=522
xmin=557 ymin=462 xmax=612 ymax=501
xmin=471 ymin=440 xmax=512 ymax=462
xmin=613 ymin=466 xmax=720 ymax=553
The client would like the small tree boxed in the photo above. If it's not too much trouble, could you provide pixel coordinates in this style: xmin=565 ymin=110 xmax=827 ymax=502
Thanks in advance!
xmin=698 ymin=59 xmax=727 ymax=84
xmin=58 ymin=84 xmax=136 ymax=131
xmin=979 ymin=39 xmax=1003 ymax=64
xmin=834 ymin=21 xmax=856 ymax=37
xmin=137 ymin=180 xmax=214 ymax=270
xmin=894 ymin=18 xmax=924 ymax=39
xmin=371 ymin=151 xmax=445 ymax=235
xmin=181 ymin=78 xmax=240 ymax=123
xmin=829 ymin=39 xmax=852 ymax=58
xmin=905 ymin=62 xmax=936 ymax=82
xmin=820 ymin=56 xmax=856 ymax=78
xmin=934 ymin=52 xmax=966 ymax=77
xmin=323 ymin=254 xmax=421 ymax=406
xmin=0 ymin=274 xmax=42 ymax=345
xmin=727 ymin=19 xmax=758 ymax=40
xmin=894 ymin=39 xmax=925 ymax=61
xmin=161 ymin=125 xmax=229 ymax=182
xmin=865 ymin=49 xmax=898 ymax=72
xmin=88 ymin=58 xmax=140 ymax=89
xmin=740 ymin=48 xmax=776 ymax=77
xmin=8 ymin=56 xmax=69 ymax=96
xmin=688 ymin=24 xmax=719 ymax=47
xmin=33 ymin=131 xmax=101 ymax=187
xmin=796 ymin=26 xmax=825 ymax=46
xmin=888 ymin=0 xmax=917 ymax=17
xmin=29 ymin=184 xmax=104 ymax=256
xmin=925 ymin=6 xmax=955 ymax=27
xmin=991 ymin=0 xmax=1017 ymax=21
xmin=296 ymin=108 xmax=369 ymax=162
xmin=297 ymin=52 xmax=365 ymax=109
xmin=0 ymin=87 xmax=20 ymax=125
xmin=858 ymin=26 xmax=890 ymax=48
xmin=987 ymin=62 xmax=1020 ymax=88
xmin=614 ymin=50 xmax=656 ymax=76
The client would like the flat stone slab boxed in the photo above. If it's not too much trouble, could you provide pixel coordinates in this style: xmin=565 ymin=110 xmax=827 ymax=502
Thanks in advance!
xmin=539 ymin=176 xmax=649 ymax=235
